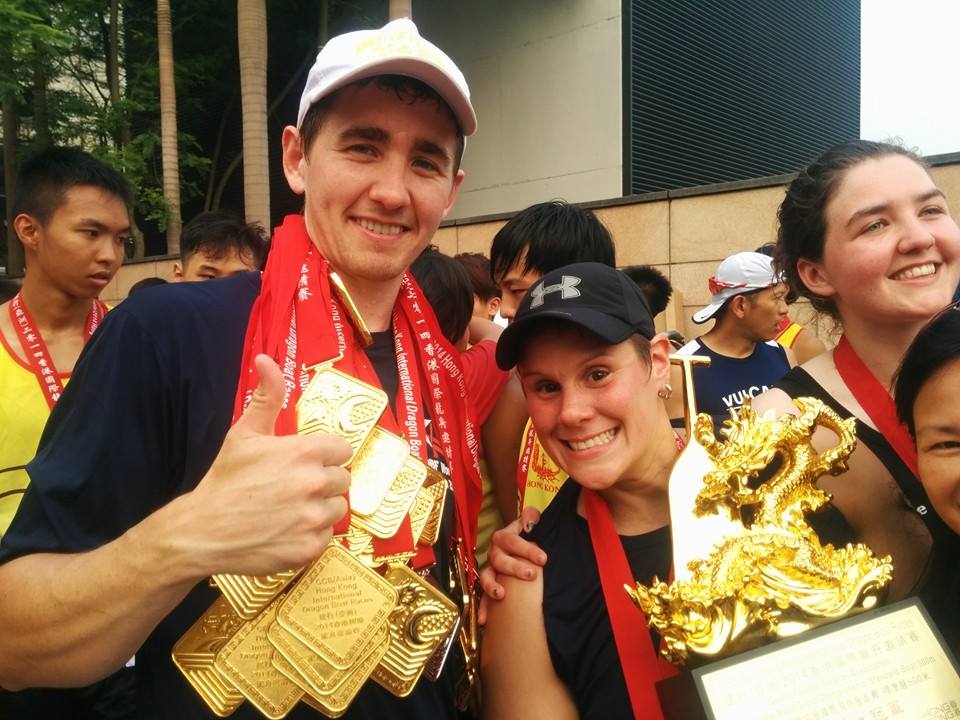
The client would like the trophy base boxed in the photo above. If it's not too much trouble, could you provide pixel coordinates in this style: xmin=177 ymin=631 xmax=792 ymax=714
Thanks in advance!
xmin=656 ymin=598 xmax=960 ymax=720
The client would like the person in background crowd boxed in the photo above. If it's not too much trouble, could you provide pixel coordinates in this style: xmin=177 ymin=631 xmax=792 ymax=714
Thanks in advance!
xmin=482 ymin=263 xmax=677 ymax=719
xmin=756 ymin=242 xmax=827 ymax=363
xmin=490 ymin=200 xmax=616 ymax=322
xmin=410 ymin=247 xmax=509 ymax=566
xmin=0 ymin=147 xmax=134 ymax=718
xmin=675 ymin=251 xmax=792 ymax=421
xmin=0 ymin=147 xmax=131 ymax=535
xmin=483 ymin=201 xmax=619 ymax=525
xmin=896 ymin=302 xmax=960 ymax=538
xmin=454 ymin=251 xmax=501 ymax=321
xmin=172 ymin=210 xmax=267 ymax=281
xmin=622 ymin=264 xmax=672 ymax=317
xmin=0 ymin=18 xmax=484 ymax=719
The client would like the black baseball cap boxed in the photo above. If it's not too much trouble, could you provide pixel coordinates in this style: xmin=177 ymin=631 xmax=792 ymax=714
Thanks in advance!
xmin=495 ymin=262 xmax=656 ymax=370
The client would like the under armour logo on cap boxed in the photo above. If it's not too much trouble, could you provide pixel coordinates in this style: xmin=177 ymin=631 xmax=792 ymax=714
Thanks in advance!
xmin=529 ymin=275 xmax=582 ymax=308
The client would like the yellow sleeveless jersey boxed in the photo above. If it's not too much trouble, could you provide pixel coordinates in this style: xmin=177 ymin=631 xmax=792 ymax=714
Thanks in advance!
xmin=775 ymin=320 xmax=804 ymax=349
xmin=0 ymin=331 xmax=70 ymax=537
xmin=519 ymin=418 xmax=568 ymax=514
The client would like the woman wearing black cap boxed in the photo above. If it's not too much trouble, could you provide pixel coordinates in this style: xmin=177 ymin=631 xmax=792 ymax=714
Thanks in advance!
xmin=481 ymin=262 xmax=679 ymax=719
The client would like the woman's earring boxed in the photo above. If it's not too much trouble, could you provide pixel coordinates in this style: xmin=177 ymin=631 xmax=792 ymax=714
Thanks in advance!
xmin=657 ymin=384 xmax=673 ymax=400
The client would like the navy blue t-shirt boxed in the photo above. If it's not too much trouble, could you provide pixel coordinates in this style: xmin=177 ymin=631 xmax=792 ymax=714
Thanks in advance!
xmin=0 ymin=272 xmax=460 ymax=719
xmin=677 ymin=338 xmax=789 ymax=420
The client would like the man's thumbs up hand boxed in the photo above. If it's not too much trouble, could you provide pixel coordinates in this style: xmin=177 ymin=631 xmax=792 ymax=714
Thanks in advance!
xmin=232 ymin=354 xmax=286 ymax=437
xmin=169 ymin=355 xmax=353 ymax=579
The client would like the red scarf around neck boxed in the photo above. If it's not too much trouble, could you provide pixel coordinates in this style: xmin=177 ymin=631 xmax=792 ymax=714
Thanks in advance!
xmin=232 ymin=215 xmax=481 ymax=581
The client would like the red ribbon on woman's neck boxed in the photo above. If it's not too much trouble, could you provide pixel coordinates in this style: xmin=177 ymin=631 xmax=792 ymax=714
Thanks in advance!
xmin=582 ymin=488 xmax=677 ymax=719
xmin=834 ymin=334 xmax=918 ymax=478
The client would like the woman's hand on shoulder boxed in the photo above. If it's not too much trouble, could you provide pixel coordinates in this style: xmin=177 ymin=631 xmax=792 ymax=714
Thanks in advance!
xmin=480 ymin=518 xmax=576 ymax=720
xmin=478 ymin=505 xmax=547 ymax=625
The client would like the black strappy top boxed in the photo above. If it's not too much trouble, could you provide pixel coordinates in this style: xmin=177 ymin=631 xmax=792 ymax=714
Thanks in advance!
xmin=776 ymin=366 xmax=960 ymax=647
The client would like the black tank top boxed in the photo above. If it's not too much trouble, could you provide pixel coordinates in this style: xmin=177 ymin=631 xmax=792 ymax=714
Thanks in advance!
xmin=527 ymin=479 xmax=672 ymax=719
xmin=776 ymin=366 xmax=960 ymax=647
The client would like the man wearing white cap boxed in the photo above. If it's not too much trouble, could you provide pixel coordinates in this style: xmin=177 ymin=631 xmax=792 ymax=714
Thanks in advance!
xmin=0 ymin=19 xmax=480 ymax=719
xmin=676 ymin=251 xmax=793 ymax=419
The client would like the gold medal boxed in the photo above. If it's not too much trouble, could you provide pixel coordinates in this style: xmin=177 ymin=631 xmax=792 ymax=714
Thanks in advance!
xmin=214 ymin=597 xmax=303 ymax=719
xmin=300 ymin=693 xmax=347 ymax=719
xmin=277 ymin=544 xmax=397 ymax=669
xmin=352 ymin=455 xmax=426 ymax=538
xmin=407 ymin=482 xmax=438 ymax=545
xmin=297 ymin=366 xmax=388 ymax=465
xmin=329 ymin=271 xmax=372 ymax=348
xmin=451 ymin=538 xmax=481 ymax=712
xmin=421 ymin=613 xmax=460 ymax=684
xmin=212 ymin=569 xmax=302 ymax=621
xmin=340 ymin=523 xmax=373 ymax=556
xmin=172 ymin=595 xmax=246 ymax=717
xmin=272 ymin=622 xmax=390 ymax=717
xmin=268 ymin=622 xmax=346 ymax=696
xmin=371 ymin=563 xmax=459 ymax=697
xmin=349 ymin=427 xmax=410 ymax=517
xmin=310 ymin=622 xmax=390 ymax=716
xmin=417 ymin=469 xmax=448 ymax=546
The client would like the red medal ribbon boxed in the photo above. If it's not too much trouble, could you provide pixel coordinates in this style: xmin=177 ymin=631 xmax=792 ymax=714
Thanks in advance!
xmin=834 ymin=335 xmax=919 ymax=477
xmin=9 ymin=292 xmax=106 ymax=410
xmin=515 ymin=421 xmax=537 ymax=502
xmin=582 ymin=488 xmax=677 ymax=719
xmin=233 ymin=215 xmax=482 ymax=583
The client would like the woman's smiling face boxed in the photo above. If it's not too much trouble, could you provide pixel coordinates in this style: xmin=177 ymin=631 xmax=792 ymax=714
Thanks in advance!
xmin=518 ymin=327 xmax=663 ymax=491
xmin=800 ymin=154 xmax=960 ymax=326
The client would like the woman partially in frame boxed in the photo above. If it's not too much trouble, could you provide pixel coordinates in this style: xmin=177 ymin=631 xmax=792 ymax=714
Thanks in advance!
xmin=895 ymin=303 xmax=960 ymax=539
xmin=481 ymin=263 xmax=680 ymax=719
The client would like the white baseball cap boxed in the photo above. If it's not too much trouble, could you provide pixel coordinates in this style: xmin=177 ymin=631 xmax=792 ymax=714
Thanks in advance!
xmin=692 ymin=252 xmax=783 ymax=324
xmin=296 ymin=18 xmax=477 ymax=136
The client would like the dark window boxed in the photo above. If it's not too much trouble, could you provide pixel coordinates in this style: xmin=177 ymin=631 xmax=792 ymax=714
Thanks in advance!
xmin=623 ymin=0 xmax=860 ymax=194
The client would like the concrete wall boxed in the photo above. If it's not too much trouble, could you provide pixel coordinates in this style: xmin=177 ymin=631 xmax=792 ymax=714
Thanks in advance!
xmin=105 ymin=158 xmax=960 ymax=345
xmin=414 ymin=0 xmax=623 ymax=220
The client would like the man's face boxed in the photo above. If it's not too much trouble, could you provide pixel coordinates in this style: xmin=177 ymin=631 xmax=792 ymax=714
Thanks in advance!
xmin=282 ymin=82 xmax=463 ymax=295
xmin=17 ymin=185 xmax=129 ymax=299
xmin=496 ymin=256 xmax=541 ymax=322
xmin=738 ymin=284 xmax=789 ymax=342
xmin=174 ymin=247 xmax=258 ymax=281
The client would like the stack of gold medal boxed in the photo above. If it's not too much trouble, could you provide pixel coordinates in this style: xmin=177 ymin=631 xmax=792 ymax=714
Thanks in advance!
xmin=172 ymin=277 xmax=470 ymax=718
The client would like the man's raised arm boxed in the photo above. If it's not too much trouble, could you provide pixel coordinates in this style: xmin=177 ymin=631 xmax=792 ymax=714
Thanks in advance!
xmin=0 ymin=355 xmax=350 ymax=689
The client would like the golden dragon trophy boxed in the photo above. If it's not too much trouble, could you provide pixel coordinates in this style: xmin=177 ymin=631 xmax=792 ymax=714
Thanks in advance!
xmin=627 ymin=355 xmax=894 ymax=667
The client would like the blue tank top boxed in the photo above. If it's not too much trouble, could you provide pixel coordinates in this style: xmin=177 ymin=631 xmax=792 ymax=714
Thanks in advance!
xmin=677 ymin=338 xmax=789 ymax=419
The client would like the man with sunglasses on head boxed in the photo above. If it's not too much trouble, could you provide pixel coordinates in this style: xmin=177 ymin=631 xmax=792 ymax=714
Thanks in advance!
xmin=676 ymin=251 xmax=794 ymax=423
